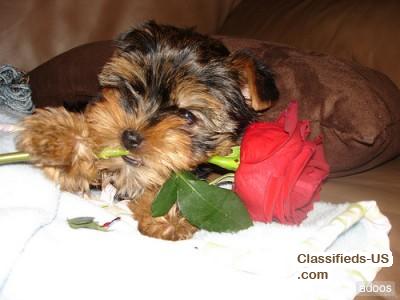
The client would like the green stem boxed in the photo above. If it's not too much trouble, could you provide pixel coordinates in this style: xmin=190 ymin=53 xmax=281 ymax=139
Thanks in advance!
xmin=96 ymin=147 xmax=130 ymax=159
xmin=207 ymin=146 xmax=240 ymax=171
xmin=0 ymin=152 xmax=31 ymax=165
xmin=0 ymin=146 xmax=238 ymax=169
xmin=0 ymin=147 xmax=130 ymax=166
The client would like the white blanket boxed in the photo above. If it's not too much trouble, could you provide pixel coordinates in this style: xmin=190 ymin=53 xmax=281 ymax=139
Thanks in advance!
xmin=0 ymin=116 xmax=392 ymax=300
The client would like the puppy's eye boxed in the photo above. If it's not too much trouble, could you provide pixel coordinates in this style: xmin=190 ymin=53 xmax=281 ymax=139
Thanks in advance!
xmin=178 ymin=108 xmax=197 ymax=125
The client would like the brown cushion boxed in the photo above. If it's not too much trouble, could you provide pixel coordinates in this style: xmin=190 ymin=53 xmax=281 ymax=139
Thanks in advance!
xmin=29 ymin=41 xmax=114 ymax=111
xmin=28 ymin=38 xmax=400 ymax=177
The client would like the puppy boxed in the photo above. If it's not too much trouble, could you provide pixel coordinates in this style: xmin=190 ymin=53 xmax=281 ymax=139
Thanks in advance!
xmin=17 ymin=21 xmax=279 ymax=240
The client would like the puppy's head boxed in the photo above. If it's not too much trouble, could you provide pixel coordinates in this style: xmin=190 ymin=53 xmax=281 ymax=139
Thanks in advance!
xmin=87 ymin=21 xmax=278 ymax=198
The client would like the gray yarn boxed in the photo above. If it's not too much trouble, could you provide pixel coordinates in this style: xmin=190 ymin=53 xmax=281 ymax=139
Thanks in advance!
xmin=0 ymin=65 xmax=34 ymax=114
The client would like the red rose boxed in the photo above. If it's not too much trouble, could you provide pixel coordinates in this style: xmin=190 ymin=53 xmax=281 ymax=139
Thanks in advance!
xmin=234 ymin=101 xmax=330 ymax=225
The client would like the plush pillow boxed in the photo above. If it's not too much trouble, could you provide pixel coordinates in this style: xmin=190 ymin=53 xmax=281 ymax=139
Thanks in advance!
xmin=28 ymin=38 xmax=400 ymax=177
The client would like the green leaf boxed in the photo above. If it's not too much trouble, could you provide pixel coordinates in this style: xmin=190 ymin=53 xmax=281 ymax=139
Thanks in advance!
xmin=208 ymin=146 xmax=240 ymax=171
xmin=151 ymin=173 xmax=178 ymax=217
xmin=68 ymin=216 xmax=95 ymax=225
xmin=67 ymin=217 xmax=108 ymax=231
xmin=176 ymin=171 xmax=252 ymax=232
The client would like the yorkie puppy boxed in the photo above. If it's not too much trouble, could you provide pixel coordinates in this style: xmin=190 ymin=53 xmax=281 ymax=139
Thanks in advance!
xmin=17 ymin=21 xmax=278 ymax=240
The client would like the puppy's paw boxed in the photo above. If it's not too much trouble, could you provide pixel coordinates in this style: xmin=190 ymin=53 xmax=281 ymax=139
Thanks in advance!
xmin=138 ymin=213 xmax=197 ymax=241
xmin=130 ymin=197 xmax=198 ymax=241
xmin=17 ymin=108 xmax=97 ymax=193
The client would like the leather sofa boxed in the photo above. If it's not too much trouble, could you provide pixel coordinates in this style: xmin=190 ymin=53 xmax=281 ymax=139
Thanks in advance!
xmin=1 ymin=1 xmax=398 ymax=299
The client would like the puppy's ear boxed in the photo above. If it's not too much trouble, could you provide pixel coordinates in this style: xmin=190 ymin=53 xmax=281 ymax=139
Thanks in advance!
xmin=229 ymin=50 xmax=279 ymax=111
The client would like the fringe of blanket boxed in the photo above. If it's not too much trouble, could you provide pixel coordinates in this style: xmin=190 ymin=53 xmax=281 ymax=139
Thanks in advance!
xmin=0 ymin=65 xmax=34 ymax=115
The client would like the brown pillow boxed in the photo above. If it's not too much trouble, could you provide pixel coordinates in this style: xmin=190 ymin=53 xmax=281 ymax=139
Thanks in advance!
xmin=29 ymin=41 xmax=114 ymax=111
xmin=28 ymin=38 xmax=400 ymax=177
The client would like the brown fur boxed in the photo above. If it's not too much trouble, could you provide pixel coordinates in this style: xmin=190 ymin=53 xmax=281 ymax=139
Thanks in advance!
xmin=129 ymin=190 xmax=197 ymax=240
xmin=229 ymin=51 xmax=273 ymax=111
xmin=18 ymin=107 xmax=98 ymax=193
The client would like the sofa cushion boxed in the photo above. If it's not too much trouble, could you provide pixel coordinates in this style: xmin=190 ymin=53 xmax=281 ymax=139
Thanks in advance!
xmin=0 ymin=0 xmax=240 ymax=71
xmin=219 ymin=0 xmax=400 ymax=90
xmin=28 ymin=38 xmax=400 ymax=177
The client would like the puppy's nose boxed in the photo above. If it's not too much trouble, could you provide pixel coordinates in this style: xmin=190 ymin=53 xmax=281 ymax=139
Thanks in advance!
xmin=121 ymin=129 xmax=143 ymax=149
